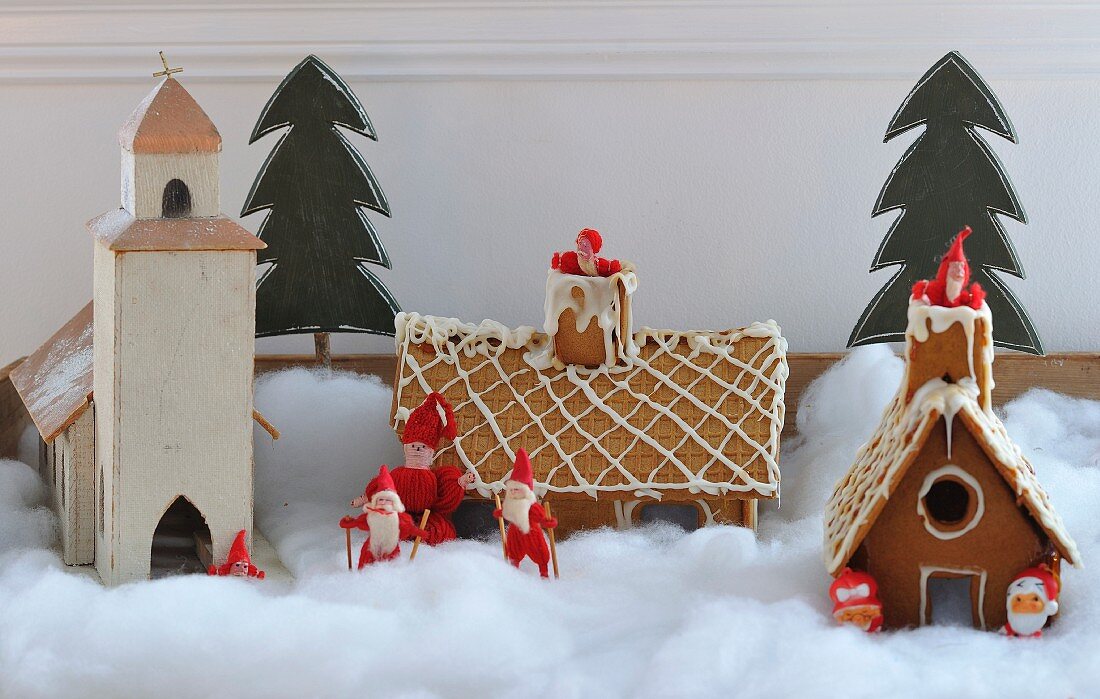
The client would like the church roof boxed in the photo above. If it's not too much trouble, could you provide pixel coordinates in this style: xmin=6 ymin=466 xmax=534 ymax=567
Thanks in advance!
xmin=87 ymin=209 xmax=265 ymax=252
xmin=10 ymin=302 xmax=94 ymax=442
xmin=118 ymin=77 xmax=221 ymax=154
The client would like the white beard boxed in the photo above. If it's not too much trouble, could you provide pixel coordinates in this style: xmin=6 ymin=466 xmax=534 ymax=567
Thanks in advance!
xmin=577 ymin=252 xmax=598 ymax=276
xmin=1006 ymin=608 xmax=1048 ymax=636
xmin=945 ymin=277 xmax=963 ymax=303
xmin=502 ymin=491 xmax=535 ymax=534
xmin=367 ymin=510 xmax=400 ymax=557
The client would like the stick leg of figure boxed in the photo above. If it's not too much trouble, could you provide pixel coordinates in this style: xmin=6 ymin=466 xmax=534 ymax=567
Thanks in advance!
xmin=410 ymin=509 xmax=432 ymax=561
xmin=493 ymin=492 xmax=508 ymax=561
xmin=345 ymin=528 xmax=353 ymax=571
xmin=545 ymin=500 xmax=560 ymax=579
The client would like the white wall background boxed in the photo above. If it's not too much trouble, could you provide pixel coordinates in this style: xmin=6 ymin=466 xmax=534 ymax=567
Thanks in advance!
xmin=2 ymin=1 xmax=1099 ymax=366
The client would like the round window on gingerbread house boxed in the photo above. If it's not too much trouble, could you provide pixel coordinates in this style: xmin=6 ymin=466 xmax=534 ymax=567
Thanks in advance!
xmin=917 ymin=467 xmax=984 ymax=538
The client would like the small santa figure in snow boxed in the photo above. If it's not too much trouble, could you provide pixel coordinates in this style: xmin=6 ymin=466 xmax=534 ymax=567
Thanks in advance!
xmin=911 ymin=226 xmax=986 ymax=309
xmin=341 ymin=466 xmax=430 ymax=568
xmin=388 ymin=392 xmax=476 ymax=545
xmin=551 ymin=228 xmax=623 ymax=277
xmin=1001 ymin=565 xmax=1060 ymax=638
xmin=829 ymin=568 xmax=883 ymax=632
xmin=493 ymin=449 xmax=558 ymax=578
xmin=208 ymin=529 xmax=265 ymax=579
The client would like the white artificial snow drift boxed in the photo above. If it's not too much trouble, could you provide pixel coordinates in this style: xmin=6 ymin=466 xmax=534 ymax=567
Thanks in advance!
xmin=0 ymin=347 xmax=1098 ymax=698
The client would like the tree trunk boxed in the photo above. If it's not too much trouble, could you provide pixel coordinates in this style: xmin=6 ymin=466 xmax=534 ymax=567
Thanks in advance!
xmin=314 ymin=332 xmax=332 ymax=368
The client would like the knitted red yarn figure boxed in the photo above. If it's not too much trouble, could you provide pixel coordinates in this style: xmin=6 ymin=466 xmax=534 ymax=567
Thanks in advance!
xmin=911 ymin=226 xmax=986 ymax=309
xmin=208 ymin=530 xmax=265 ymax=579
xmin=492 ymin=449 xmax=558 ymax=578
xmin=551 ymin=228 xmax=623 ymax=277
xmin=341 ymin=466 xmax=429 ymax=568
xmin=388 ymin=392 xmax=475 ymax=545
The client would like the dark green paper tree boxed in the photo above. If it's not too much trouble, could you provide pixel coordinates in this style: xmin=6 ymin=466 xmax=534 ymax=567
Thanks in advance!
xmin=242 ymin=55 xmax=398 ymax=361
xmin=848 ymin=51 xmax=1042 ymax=355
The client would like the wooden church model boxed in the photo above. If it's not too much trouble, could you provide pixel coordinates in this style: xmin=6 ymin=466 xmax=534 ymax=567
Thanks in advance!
xmin=393 ymin=257 xmax=788 ymax=532
xmin=824 ymin=298 xmax=1080 ymax=630
xmin=11 ymin=75 xmax=270 ymax=584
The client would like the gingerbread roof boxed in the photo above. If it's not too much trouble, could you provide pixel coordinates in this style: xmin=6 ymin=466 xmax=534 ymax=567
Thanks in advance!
xmin=119 ymin=77 xmax=221 ymax=154
xmin=10 ymin=302 xmax=93 ymax=442
xmin=88 ymin=209 xmax=265 ymax=252
xmin=392 ymin=312 xmax=788 ymax=500
xmin=824 ymin=306 xmax=1080 ymax=575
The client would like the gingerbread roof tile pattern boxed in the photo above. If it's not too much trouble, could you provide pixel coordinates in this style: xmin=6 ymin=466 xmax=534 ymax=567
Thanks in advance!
xmin=10 ymin=302 xmax=93 ymax=442
xmin=88 ymin=209 xmax=265 ymax=252
xmin=392 ymin=312 xmax=788 ymax=501
xmin=118 ymin=77 xmax=221 ymax=154
xmin=823 ymin=302 xmax=1080 ymax=575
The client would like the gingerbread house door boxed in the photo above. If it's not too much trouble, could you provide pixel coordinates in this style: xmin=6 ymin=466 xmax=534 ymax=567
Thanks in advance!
xmin=920 ymin=566 xmax=987 ymax=629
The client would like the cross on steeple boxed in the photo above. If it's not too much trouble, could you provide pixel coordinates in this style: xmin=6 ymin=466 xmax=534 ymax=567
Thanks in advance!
xmin=153 ymin=51 xmax=183 ymax=78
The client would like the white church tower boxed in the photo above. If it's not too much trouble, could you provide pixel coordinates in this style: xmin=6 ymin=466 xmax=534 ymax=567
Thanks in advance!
xmin=90 ymin=74 xmax=264 ymax=584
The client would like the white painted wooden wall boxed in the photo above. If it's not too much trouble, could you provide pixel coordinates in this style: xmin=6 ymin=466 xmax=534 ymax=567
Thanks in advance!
xmin=4 ymin=1 xmax=1100 ymax=365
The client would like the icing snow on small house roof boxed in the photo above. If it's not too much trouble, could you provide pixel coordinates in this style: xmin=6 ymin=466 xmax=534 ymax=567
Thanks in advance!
xmin=393 ymin=312 xmax=788 ymax=500
xmin=88 ymin=209 xmax=265 ymax=252
xmin=118 ymin=77 xmax=221 ymax=154
xmin=11 ymin=302 xmax=93 ymax=442
xmin=824 ymin=303 xmax=1080 ymax=575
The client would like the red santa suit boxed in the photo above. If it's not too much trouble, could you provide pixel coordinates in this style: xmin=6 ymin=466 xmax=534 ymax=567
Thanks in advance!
xmin=829 ymin=568 xmax=883 ymax=632
xmin=492 ymin=449 xmax=558 ymax=578
xmin=208 ymin=529 xmax=265 ymax=579
xmin=551 ymin=228 xmax=623 ymax=277
xmin=393 ymin=393 xmax=468 ymax=545
xmin=911 ymin=226 xmax=986 ymax=309
xmin=1001 ymin=566 xmax=1060 ymax=638
xmin=341 ymin=466 xmax=429 ymax=568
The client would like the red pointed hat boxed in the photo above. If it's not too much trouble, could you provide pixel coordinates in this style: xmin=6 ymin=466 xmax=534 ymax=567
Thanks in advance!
xmin=576 ymin=228 xmax=603 ymax=253
xmin=402 ymin=392 xmax=457 ymax=449
xmin=935 ymin=226 xmax=972 ymax=283
xmin=508 ymin=448 xmax=535 ymax=490
xmin=226 ymin=529 xmax=252 ymax=567
xmin=365 ymin=465 xmax=397 ymax=499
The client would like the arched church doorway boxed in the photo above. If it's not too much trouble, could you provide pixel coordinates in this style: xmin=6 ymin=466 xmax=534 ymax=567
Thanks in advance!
xmin=150 ymin=496 xmax=210 ymax=578
xmin=161 ymin=178 xmax=192 ymax=218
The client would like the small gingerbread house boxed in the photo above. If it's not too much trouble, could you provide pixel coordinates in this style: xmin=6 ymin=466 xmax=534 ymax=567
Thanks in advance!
xmin=12 ymin=76 xmax=270 ymax=584
xmin=393 ymin=265 xmax=788 ymax=531
xmin=824 ymin=300 xmax=1080 ymax=630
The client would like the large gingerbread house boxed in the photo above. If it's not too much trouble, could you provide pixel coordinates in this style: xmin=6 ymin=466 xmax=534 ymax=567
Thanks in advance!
xmin=824 ymin=300 xmax=1080 ymax=630
xmin=392 ymin=264 xmax=788 ymax=531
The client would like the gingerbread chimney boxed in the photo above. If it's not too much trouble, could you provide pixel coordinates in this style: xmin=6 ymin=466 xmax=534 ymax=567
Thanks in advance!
xmin=904 ymin=300 xmax=994 ymax=412
xmin=542 ymin=268 xmax=638 ymax=368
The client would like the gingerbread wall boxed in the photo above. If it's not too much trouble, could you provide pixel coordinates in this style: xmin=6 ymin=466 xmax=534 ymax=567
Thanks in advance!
xmin=859 ymin=415 xmax=1051 ymax=630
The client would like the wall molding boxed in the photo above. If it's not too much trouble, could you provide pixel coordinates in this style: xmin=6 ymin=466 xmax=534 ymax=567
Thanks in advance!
xmin=1 ymin=1 xmax=1100 ymax=82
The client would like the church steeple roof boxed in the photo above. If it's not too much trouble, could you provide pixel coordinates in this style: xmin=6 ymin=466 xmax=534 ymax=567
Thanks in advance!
xmin=118 ymin=77 xmax=221 ymax=154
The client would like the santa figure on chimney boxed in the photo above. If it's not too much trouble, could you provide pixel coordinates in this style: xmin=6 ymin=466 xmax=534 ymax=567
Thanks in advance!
xmin=384 ymin=392 xmax=476 ymax=545
xmin=493 ymin=449 xmax=558 ymax=578
xmin=551 ymin=228 xmax=623 ymax=277
xmin=208 ymin=529 xmax=265 ymax=579
xmin=340 ymin=466 xmax=430 ymax=568
xmin=911 ymin=226 xmax=986 ymax=309
xmin=1001 ymin=565 xmax=1060 ymax=638
xmin=828 ymin=568 xmax=883 ymax=632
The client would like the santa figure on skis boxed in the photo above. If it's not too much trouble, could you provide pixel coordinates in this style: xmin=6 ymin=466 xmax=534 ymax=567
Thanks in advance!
xmin=341 ymin=466 xmax=430 ymax=568
xmin=494 ymin=449 xmax=558 ymax=578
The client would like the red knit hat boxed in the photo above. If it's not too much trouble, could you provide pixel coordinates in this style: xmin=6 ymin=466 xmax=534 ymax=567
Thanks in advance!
xmin=576 ymin=228 xmax=603 ymax=253
xmin=402 ymin=392 xmax=457 ymax=449
xmin=508 ymin=448 xmax=535 ymax=490
xmin=935 ymin=226 xmax=972 ymax=284
xmin=208 ymin=529 xmax=264 ymax=578
xmin=366 ymin=465 xmax=397 ymax=499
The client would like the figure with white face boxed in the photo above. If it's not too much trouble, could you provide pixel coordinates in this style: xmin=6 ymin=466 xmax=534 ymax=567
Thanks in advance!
xmin=911 ymin=226 xmax=986 ymax=309
xmin=1001 ymin=566 xmax=1060 ymax=638
xmin=492 ymin=449 xmax=558 ymax=578
xmin=207 ymin=529 xmax=265 ymax=579
xmin=550 ymin=228 xmax=623 ymax=278
xmin=341 ymin=466 xmax=429 ymax=568
xmin=828 ymin=568 xmax=883 ymax=632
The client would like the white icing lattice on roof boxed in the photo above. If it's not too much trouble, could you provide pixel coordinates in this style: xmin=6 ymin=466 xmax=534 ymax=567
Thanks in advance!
xmin=393 ymin=312 xmax=788 ymax=500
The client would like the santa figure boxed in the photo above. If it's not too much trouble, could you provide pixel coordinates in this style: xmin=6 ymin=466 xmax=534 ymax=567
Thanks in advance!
xmin=829 ymin=568 xmax=883 ymax=632
xmin=207 ymin=529 xmax=265 ymax=579
xmin=340 ymin=466 xmax=430 ymax=568
xmin=1001 ymin=565 xmax=1060 ymax=638
xmin=911 ymin=226 xmax=986 ymax=309
xmin=492 ymin=449 xmax=558 ymax=578
xmin=384 ymin=392 xmax=476 ymax=545
xmin=551 ymin=228 xmax=623 ymax=277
